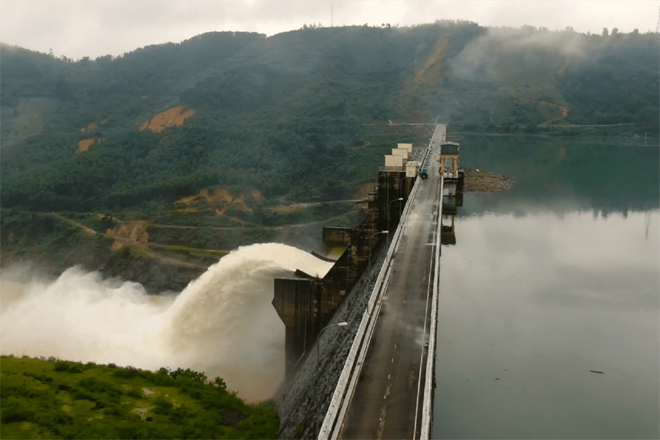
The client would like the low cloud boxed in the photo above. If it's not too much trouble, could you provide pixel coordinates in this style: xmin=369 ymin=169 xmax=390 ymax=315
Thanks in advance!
xmin=0 ymin=1 xmax=653 ymax=60
xmin=449 ymin=26 xmax=586 ymax=83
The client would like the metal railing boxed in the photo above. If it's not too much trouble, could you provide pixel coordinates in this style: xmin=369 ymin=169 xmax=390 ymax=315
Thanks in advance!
xmin=419 ymin=123 xmax=447 ymax=439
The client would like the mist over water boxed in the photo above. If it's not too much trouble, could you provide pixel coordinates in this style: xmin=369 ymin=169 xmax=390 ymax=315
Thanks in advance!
xmin=0 ymin=243 xmax=333 ymax=401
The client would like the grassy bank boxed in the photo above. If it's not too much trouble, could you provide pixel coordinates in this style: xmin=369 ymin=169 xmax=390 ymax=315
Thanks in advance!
xmin=0 ymin=356 xmax=278 ymax=439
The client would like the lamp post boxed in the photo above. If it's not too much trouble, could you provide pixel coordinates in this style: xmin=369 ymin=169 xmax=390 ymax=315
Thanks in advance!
xmin=387 ymin=197 xmax=404 ymax=246
xmin=316 ymin=322 xmax=348 ymax=438
xmin=369 ymin=230 xmax=389 ymax=271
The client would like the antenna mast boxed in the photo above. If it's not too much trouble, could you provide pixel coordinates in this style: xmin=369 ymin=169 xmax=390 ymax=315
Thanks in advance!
xmin=331 ymin=2 xmax=334 ymax=27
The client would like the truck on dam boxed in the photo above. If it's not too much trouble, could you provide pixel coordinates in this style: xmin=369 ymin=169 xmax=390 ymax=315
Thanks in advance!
xmin=439 ymin=141 xmax=465 ymax=195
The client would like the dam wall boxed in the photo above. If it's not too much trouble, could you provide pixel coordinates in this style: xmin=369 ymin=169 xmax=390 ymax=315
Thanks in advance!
xmin=272 ymin=142 xmax=429 ymax=439
xmin=274 ymin=253 xmax=388 ymax=439
xmin=272 ymin=167 xmax=415 ymax=375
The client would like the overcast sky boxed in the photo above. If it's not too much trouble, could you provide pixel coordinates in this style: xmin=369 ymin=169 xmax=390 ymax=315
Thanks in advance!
xmin=1 ymin=0 xmax=657 ymax=60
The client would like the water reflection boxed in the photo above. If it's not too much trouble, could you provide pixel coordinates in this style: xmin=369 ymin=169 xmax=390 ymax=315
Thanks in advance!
xmin=440 ymin=215 xmax=456 ymax=246
xmin=432 ymin=138 xmax=659 ymax=439
xmin=434 ymin=209 xmax=659 ymax=439
xmin=442 ymin=194 xmax=462 ymax=245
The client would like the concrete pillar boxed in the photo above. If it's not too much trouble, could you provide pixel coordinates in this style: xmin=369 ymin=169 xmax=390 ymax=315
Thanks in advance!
xmin=272 ymin=278 xmax=321 ymax=374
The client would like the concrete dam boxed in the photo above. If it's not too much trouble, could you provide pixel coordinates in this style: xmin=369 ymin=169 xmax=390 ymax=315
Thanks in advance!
xmin=273 ymin=124 xmax=464 ymax=439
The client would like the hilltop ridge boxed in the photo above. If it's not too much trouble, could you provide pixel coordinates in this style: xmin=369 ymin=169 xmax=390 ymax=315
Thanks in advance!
xmin=1 ymin=22 xmax=657 ymax=288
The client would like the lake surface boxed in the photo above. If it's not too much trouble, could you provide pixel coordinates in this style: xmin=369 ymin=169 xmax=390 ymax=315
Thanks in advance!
xmin=432 ymin=135 xmax=659 ymax=439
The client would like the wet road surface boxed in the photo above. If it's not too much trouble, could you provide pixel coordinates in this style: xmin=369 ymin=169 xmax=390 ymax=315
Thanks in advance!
xmin=339 ymin=125 xmax=445 ymax=439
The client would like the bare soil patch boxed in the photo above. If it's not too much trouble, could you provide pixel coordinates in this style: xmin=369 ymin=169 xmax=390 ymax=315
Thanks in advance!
xmin=76 ymin=138 xmax=102 ymax=153
xmin=251 ymin=189 xmax=265 ymax=202
xmin=176 ymin=188 xmax=233 ymax=206
xmin=105 ymin=220 xmax=150 ymax=250
xmin=538 ymin=101 xmax=570 ymax=126
xmin=176 ymin=188 xmax=251 ymax=216
xmin=139 ymin=106 xmax=196 ymax=133
xmin=414 ymin=34 xmax=450 ymax=86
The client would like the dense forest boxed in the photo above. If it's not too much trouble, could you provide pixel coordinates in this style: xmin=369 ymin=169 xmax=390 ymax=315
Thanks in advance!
xmin=1 ymin=21 xmax=658 ymax=287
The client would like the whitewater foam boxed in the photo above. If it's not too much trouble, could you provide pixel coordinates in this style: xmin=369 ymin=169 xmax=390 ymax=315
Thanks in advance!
xmin=0 ymin=243 xmax=334 ymax=401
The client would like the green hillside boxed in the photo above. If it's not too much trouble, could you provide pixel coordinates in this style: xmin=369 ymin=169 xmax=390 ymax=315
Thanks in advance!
xmin=0 ymin=22 xmax=657 ymax=287
xmin=0 ymin=356 xmax=278 ymax=439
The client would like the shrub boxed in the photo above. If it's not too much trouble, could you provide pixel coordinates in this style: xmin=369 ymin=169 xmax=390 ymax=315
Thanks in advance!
xmin=1 ymin=404 xmax=33 ymax=423
xmin=112 ymin=365 xmax=139 ymax=378
xmin=80 ymin=377 xmax=121 ymax=399
xmin=53 ymin=361 xmax=71 ymax=372
xmin=33 ymin=410 xmax=72 ymax=428
xmin=53 ymin=361 xmax=82 ymax=373
xmin=169 ymin=367 xmax=207 ymax=383
xmin=126 ymin=388 xmax=143 ymax=399
xmin=153 ymin=396 xmax=173 ymax=415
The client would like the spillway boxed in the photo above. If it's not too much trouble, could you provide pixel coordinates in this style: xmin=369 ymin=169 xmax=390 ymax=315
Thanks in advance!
xmin=0 ymin=243 xmax=333 ymax=401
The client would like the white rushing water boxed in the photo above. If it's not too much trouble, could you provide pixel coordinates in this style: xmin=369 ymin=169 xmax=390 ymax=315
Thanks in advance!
xmin=0 ymin=243 xmax=334 ymax=401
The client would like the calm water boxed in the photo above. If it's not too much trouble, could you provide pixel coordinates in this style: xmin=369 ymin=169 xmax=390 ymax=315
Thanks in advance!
xmin=432 ymin=136 xmax=659 ymax=439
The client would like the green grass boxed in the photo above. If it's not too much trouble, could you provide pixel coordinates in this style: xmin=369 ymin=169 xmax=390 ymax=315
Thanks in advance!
xmin=150 ymin=244 xmax=228 ymax=258
xmin=0 ymin=356 xmax=279 ymax=439
xmin=149 ymin=244 xmax=229 ymax=263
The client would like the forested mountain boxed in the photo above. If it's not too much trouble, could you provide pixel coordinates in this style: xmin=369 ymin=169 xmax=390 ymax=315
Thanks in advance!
xmin=1 ymin=22 xmax=657 ymax=289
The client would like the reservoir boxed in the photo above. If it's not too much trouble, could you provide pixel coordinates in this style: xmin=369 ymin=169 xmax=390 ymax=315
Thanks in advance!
xmin=433 ymin=135 xmax=659 ymax=439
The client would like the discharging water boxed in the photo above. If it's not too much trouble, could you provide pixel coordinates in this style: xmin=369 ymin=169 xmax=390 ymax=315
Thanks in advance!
xmin=0 ymin=243 xmax=333 ymax=401
xmin=432 ymin=136 xmax=659 ymax=439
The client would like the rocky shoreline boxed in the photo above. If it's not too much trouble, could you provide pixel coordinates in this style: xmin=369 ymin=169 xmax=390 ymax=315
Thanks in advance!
xmin=462 ymin=166 xmax=515 ymax=192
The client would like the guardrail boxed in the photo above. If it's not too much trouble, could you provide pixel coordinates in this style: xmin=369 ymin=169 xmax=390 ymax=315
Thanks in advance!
xmin=319 ymin=136 xmax=435 ymax=440
xmin=419 ymin=124 xmax=446 ymax=439
xmin=419 ymin=175 xmax=443 ymax=439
